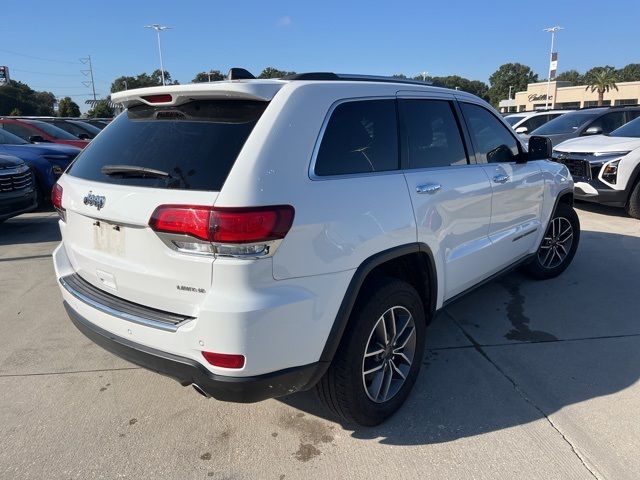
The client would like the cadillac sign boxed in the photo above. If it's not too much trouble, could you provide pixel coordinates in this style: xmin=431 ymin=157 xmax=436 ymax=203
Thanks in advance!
xmin=528 ymin=93 xmax=553 ymax=102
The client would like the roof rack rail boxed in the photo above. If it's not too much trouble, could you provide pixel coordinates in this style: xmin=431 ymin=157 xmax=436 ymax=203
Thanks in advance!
xmin=283 ymin=72 xmax=433 ymax=86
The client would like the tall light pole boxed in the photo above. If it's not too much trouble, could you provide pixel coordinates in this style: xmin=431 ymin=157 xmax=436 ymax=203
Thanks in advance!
xmin=543 ymin=26 xmax=563 ymax=109
xmin=417 ymin=71 xmax=428 ymax=82
xmin=144 ymin=24 xmax=172 ymax=85
xmin=508 ymin=85 xmax=513 ymax=100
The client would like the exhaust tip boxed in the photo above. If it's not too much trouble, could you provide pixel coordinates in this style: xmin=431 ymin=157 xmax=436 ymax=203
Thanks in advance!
xmin=192 ymin=384 xmax=211 ymax=398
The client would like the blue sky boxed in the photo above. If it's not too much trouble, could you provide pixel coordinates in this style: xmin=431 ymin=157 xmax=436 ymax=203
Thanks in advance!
xmin=2 ymin=0 xmax=639 ymax=111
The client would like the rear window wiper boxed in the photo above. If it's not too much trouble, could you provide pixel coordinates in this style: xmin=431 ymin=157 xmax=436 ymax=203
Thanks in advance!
xmin=101 ymin=165 xmax=172 ymax=179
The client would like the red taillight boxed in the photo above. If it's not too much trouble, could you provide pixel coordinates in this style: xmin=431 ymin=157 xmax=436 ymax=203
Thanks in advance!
xmin=148 ymin=205 xmax=295 ymax=244
xmin=51 ymin=183 xmax=63 ymax=210
xmin=149 ymin=205 xmax=212 ymax=240
xmin=202 ymin=351 xmax=245 ymax=369
xmin=210 ymin=206 xmax=295 ymax=243
xmin=142 ymin=94 xmax=172 ymax=103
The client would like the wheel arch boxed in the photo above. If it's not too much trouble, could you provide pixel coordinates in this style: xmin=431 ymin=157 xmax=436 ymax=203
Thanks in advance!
xmin=319 ymin=243 xmax=437 ymax=364
xmin=624 ymin=161 xmax=640 ymax=205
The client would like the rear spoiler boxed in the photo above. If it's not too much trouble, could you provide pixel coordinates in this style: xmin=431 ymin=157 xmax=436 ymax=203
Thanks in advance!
xmin=111 ymin=81 xmax=286 ymax=108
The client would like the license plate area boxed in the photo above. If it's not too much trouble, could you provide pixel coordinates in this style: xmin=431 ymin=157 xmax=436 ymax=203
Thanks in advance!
xmin=93 ymin=220 xmax=125 ymax=255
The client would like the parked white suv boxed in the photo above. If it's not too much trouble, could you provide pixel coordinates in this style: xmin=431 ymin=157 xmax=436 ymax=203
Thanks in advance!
xmin=505 ymin=110 xmax=571 ymax=136
xmin=52 ymin=71 xmax=579 ymax=425
xmin=552 ymin=115 xmax=640 ymax=218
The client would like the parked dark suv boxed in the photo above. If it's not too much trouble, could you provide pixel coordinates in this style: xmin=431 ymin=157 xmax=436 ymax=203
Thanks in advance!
xmin=0 ymin=154 xmax=37 ymax=223
xmin=528 ymin=106 xmax=640 ymax=146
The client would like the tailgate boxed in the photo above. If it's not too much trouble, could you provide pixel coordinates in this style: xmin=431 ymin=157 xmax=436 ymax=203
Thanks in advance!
xmin=58 ymin=176 xmax=217 ymax=316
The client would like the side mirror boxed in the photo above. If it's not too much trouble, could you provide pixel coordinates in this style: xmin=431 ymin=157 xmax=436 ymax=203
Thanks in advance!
xmin=515 ymin=126 xmax=528 ymax=134
xmin=28 ymin=135 xmax=46 ymax=143
xmin=528 ymin=135 xmax=552 ymax=161
xmin=583 ymin=125 xmax=603 ymax=136
xmin=77 ymin=133 xmax=91 ymax=140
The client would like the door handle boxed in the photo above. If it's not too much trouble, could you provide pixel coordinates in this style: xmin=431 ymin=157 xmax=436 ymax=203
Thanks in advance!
xmin=416 ymin=183 xmax=441 ymax=194
xmin=493 ymin=174 xmax=510 ymax=184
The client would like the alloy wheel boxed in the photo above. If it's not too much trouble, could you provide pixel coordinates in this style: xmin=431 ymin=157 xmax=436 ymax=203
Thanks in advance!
xmin=538 ymin=216 xmax=573 ymax=269
xmin=362 ymin=306 xmax=417 ymax=403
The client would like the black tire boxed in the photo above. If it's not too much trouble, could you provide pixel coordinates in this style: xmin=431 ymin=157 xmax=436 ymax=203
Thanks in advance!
xmin=34 ymin=182 xmax=45 ymax=210
xmin=316 ymin=278 xmax=426 ymax=426
xmin=626 ymin=179 xmax=640 ymax=219
xmin=525 ymin=202 xmax=580 ymax=280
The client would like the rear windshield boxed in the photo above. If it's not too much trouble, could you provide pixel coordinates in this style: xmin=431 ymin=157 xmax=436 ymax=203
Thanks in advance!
xmin=532 ymin=111 xmax=600 ymax=135
xmin=67 ymin=100 xmax=267 ymax=191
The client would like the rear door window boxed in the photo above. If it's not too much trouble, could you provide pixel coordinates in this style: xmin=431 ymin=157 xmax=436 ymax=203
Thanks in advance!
xmin=67 ymin=100 xmax=267 ymax=191
xmin=399 ymin=99 xmax=468 ymax=168
xmin=314 ymin=99 xmax=398 ymax=176
xmin=522 ymin=114 xmax=549 ymax=133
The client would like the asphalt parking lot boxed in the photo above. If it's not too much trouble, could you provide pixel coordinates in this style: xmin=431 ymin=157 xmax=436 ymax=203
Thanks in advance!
xmin=1 ymin=204 xmax=639 ymax=480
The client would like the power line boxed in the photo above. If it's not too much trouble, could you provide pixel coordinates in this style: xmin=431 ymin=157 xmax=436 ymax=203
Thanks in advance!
xmin=0 ymin=48 xmax=79 ymax=65
xmin=11 ymin=68 xmax=81 ymax=77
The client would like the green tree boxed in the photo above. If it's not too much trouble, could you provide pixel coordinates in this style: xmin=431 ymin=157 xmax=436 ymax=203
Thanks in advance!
xmin=585 ymin=68 xmax=619 ymax=106
xmin=57 ymin=97 xmax=81 ymax=117
xmin=111 ymin=70 xmax=177 ymax=93
xmin=87 ymin=100 xmax=114 ymax=118
xmin=583 ymin=66 xmax=616 ymax=85
xmin=392 ymin=73 xmax=408 ymax=79
xmin=9 ymin=107 xmax=22 ymax=116
xmin=192 ymin=70 xmax=225 ymax=83
xmin=488 ymin=63 xmax=538 ymax=107
xmin=0 ymin=81 xmax=55 ymax=115
xmin=616 ymin=63 xmax=640 ymax=82
xmin=258 ymin=67 xmax=296 ymax=79
xmin=426 ymin=75 xmax=489 ymax=101
xmin=555 ymin=70 xmax=583 ymax=85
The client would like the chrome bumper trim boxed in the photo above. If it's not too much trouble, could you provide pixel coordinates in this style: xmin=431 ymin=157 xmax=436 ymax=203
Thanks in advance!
xmin=59 ymin=274 xmax=194 ymax=332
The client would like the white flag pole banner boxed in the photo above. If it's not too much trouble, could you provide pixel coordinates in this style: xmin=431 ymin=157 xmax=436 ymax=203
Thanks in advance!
xmin=0 ymin=66 xmax=10 ymax=86
xmin=550 ymin=52 xmax=558 ymax=80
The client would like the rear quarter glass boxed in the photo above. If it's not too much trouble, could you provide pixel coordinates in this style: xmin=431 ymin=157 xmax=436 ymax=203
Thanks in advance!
xmin=66 ymin=100 xmax=268 ymax=192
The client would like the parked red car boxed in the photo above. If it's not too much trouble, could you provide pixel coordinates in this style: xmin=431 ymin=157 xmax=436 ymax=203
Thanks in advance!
xmin=0 ymin=118 xmax=89 ymax=149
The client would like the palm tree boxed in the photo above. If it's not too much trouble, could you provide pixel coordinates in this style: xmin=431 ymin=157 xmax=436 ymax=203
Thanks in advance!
xmin=585 ymin=69 xmax=619 ymax=106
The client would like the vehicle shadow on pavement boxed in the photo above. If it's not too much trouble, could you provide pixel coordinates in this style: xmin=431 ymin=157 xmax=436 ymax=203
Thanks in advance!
xmin=281 ymin=229 xmax=640 ymax=445
xmin=574 ymin=200 xmax=631 ymax=218
xmin=0 ymin=212 xmax=60 ymax=246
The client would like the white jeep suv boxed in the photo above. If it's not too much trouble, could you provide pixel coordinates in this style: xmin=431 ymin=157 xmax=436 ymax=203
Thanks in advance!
xmin=52 ymin=70 xmax=579 ymax=425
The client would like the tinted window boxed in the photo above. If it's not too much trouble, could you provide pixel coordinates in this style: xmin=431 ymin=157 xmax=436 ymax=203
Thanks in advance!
xmin=460 ymin=103 xmax=520 ymax=163
xmin=0 ymin=128 xmax=28 ymax=145
xmin=587 ymin=111 xmax=626 ymax=134
xmin=399 ymin=99 xmax=467 ymax=168
xmin=504 ymin=115 xmax=525 ymax=126
xmin=71 ymin=121 xmax=101 ymax=135
xmin=67 ymin=100 xmax=267 ymax=191
xmin=522 ymin=114 xmax=549 ymax=132
xmin=315 ymin=100 xmax=398 ymax=176
xmin=629 ymin=110 xmax=640 ymax=121
xmin=532 ymin=111 xmax=600 ymax=135
xmin=23 ymin=120 xmax=79 ymax=140
xmin=610 ymin=117 xmax=640 ymax=138
xmin=2 ymin=122 xmax=35 ymax=140
xmin=51 ymin=120 xmax=85 ymax=137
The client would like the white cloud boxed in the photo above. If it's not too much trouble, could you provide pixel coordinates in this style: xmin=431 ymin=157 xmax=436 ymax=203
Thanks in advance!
xmin=277 ymin=16 xmax=292 ymax=27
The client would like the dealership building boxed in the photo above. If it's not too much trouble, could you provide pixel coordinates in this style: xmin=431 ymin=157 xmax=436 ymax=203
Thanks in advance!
xmin=499 ymin=80 xmax=640 ymax=113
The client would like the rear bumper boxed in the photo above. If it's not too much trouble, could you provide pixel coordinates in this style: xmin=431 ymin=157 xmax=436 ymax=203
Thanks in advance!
xmin=65 ymin=300 xmax=326 ymax=402
xmin=0 ymin=188 xmax=37 ymax=221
